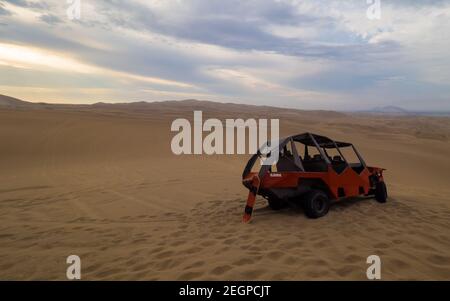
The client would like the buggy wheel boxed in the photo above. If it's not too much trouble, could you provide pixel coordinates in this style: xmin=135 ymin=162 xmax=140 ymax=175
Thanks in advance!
xmin=375 ymin=181 xmax=388 ymax=203
xmin=267 ymin=198 xmax=286 ymax=210
xmin=303 ymin=190 xmax=330 ymax=218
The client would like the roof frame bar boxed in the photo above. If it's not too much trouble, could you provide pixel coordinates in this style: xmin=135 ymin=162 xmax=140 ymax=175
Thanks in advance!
xmin=352 ymin=145 xmax=367 ymax=168
xmin=332 ymin=141 xmax=349 ymax=166
xmin=308 ymin=133 xmax=331 ymax=164
xmin=289 ymin=138 xmax=305 ymax=171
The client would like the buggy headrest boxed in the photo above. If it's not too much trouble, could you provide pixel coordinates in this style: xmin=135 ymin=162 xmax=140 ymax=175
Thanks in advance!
xmin=333 ymin=155 xmax=343 ymax=162
xmin=313 ymin=154 xmax=322 ymax=160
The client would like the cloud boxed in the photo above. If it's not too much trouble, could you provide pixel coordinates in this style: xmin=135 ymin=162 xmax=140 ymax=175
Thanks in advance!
xmin=0 ymin=0 xmax=448 ymax=110
xmin=0 ymin=2 xmax=11 ymax=15
xmin=0 ymin=42 xmax=196 ymax=88
xmin=3 ymin=0 xmax=49 ymax=9
xmin=39 ymin=13 xmax=61 ymax=24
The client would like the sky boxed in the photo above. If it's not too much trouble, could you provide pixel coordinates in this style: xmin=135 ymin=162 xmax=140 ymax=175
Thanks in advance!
xmin=0 ymin=0 xmax=449 ymax=110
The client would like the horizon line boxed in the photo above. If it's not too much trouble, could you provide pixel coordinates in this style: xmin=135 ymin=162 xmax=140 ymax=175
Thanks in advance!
xmin=1 ymin=93 xmax=449 ymax=114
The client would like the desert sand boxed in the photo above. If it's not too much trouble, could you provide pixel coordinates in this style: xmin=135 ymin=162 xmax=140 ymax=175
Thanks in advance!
xmin=0 ymin=95 xmax=449 ymax=280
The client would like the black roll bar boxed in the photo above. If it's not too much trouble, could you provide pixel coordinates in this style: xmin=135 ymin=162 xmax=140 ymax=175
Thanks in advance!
xmin=352 ymin=145 xmax=367 ymax=168
xmin=308 ymin=133 xmax=331 ymax=164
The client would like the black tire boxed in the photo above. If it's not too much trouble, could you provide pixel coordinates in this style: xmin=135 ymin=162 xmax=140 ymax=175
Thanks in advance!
xmin=267 ymin=198 xmax=285 ymax=210
xmin=303 ymin=190 xmax=330 ymax=218
xmin=375 ymin=181 xmax=388 ymax=203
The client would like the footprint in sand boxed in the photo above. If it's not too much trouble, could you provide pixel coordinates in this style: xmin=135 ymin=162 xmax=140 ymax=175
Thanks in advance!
xmin=177 ymin=271 xmax=204 ymax=280
xmin=344 ymin=254 xmax=364 ymax=263
xmin=427 ymin=254 xmax=450 ymax=266
xmin=210 ymin=265 xmax=233 ymax=276
xmin=183 ymin=261 xmax=205 ymax=270
xmin=232 ymin=257 xmax=255 ymax=266
xmin=266 ymin=250 xmax=285 ymax=261
xmin=373 ymin=242 xmax=390 ymax=249
xmin=240 ymin=269 xmax=266 ymax=279
xmin=335 ymin=265 xmax=360 ymax=277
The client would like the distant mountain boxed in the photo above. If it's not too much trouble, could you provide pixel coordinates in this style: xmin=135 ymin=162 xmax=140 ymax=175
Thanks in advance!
xmin=90 ymin=98 xmax=347 ymax=119
xmin=0 ymin=94 xmax=347 ymax=119
xmin=354 ymin=105 xmax=413 ymax=116
xmin=370 ymin=106 xmax=410 ymax=114
xmin=0 ymin=94 xmax=33 ymax=107
xmin=1 ymin=94 xmax=448 ymax=117
xmin=356 ymin=106 xmax=450 ymax=116
xmin=0 ymin=94 xmax=90 ymax=110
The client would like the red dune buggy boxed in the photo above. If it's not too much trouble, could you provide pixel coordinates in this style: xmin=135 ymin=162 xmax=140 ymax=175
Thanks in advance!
xmin=242 ymin=133 xmax=387 ymax=222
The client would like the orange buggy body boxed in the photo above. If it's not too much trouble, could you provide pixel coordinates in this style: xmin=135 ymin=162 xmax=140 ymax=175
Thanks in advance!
xmin=242 ymin=133 xmax=387 ymax=222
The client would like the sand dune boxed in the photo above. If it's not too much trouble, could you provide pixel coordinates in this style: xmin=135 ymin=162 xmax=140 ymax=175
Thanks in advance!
xmin=0 ymin=98 xmax=449 ymax=280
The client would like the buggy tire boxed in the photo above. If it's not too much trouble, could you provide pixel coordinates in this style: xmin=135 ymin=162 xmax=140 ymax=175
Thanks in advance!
xmin=268 ymin=198 xmax=286 ymax=210
xmin=303 ymin=190 xmax=330 ymax=218
xmin=375 ymin=181 xmax=388 ymax=203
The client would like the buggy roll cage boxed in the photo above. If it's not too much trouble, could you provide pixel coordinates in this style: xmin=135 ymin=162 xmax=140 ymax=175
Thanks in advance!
xmin=243 ymin=132 xmax=367 ymax=177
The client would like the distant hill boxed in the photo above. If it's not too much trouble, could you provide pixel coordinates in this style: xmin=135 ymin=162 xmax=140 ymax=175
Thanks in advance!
xmin=1 ymin=94 xmax=448 ymax=117
xmin=0 ymin=94 xmax=90 ymax=110
xmin=356 ymin=105 xmax=450 ymax=116
xmin=370 ymin=106 xmax=410 ymax=114
xmin=0 ymin=94 xmax=346 ymax=119
xmin=0 ymin=94 xmax=33 ymax=108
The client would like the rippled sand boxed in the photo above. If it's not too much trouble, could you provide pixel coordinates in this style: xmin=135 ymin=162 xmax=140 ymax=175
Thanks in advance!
xmin=1 ymin=100 xmax=449 ymax=280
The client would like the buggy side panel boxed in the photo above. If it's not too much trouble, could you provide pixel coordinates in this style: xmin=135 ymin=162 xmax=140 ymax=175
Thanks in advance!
xmin=327 ymin=166 xmax=371 ymax=197
xmin=246 ymin=165 xmax=371 ymax=200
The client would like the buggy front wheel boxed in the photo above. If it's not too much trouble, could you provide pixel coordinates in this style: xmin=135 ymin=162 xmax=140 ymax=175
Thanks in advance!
xmin=303 ymin=190 xmax=330 ymax=218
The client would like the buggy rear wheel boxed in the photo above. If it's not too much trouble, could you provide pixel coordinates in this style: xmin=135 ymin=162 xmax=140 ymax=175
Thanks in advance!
xmin=303 ymin=190 xmax=330 ymax=218
xmin=375 ymin=181 xmax=388 ymax=203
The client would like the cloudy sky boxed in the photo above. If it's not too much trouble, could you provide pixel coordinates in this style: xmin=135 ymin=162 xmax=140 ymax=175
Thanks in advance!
xmin=0 ymin=0 xmax=449 ymax=110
